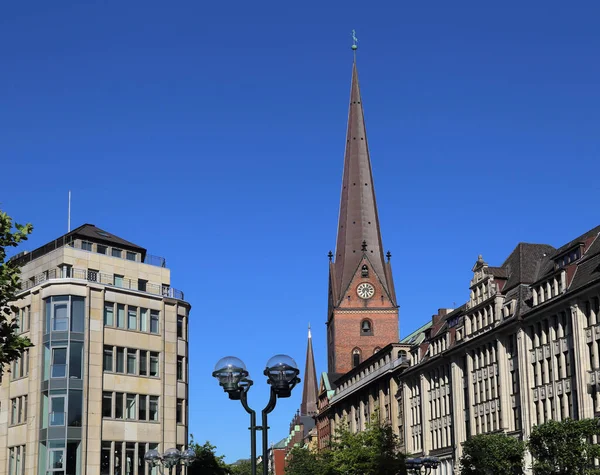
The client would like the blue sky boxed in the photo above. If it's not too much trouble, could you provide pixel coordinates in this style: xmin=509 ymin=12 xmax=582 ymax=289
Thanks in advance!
xmin=2 ymin=0 xmax=600 ymax=463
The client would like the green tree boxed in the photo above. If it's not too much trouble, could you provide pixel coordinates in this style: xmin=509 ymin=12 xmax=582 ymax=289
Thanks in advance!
xmin=227 ymin=459 xmax=263 ymax=475
xmin=186 ymin=435 xmax=228 ymax=475
xmin=459 ymin=433 xmax=525 ymax=475
xmin=285 ymin=447 xmax=330 ymax=475
xmin=325 ymin=416 xmax=405 ymax=475
xmin=0 ymin=210 xmax=33 ymax=374
xmin=528 ymin=418 xmax=600 ymax=475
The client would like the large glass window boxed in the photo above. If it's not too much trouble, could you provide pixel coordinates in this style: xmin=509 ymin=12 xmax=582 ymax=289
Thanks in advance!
xmin=140 ymin=308 xmax=148 ymax=332
xmin=116 ymin=347 xmax=125 ymax=373
xmin=104 ymin=303 xmax=114 ymax=326
xmin=115 ymin=392 xmax=124 ymax=419
xmin=150 ymin=310 xmax=159 ymax=334
xmin=126 ymin=251 xmax=136 ymax=261
xmin=49 ymin=449 xmax=65 ymax=471
xmin=50 ymin=396 xmax=65 ymax=426
xmin=101 ymin=442 xmax=111 ymax=475
xmin=139 ymin=396 xmax=147 ymax=420
xmin=177 ymin=316 xmax=184 ymax=339
xmin=140 ymin=351 xmax=148 ymax=376
xmin=69 ymin=342 xmax=83 ymax=379
xmin=112 ymin=248 xmax=122 ymax=258
xmin=52 ymin=347 xmax=67 ymax=378
xmin=126 ymin=394 xmax=136 ymax=419
xmin=103 ymin=392 xmax=112 ymax=418
xmin=68 ymin=390 xmax=83 ymax=426
xmin=104 ymin=346 xmax=114 ymax=372
xmin=128 ymin=307 xmax=137 ymax=330
xmin=71 ymin=296 xmax=85 ymax=332
xmin=150 ymin=352 xmax=159 ymax=377
xmin=53 ymin=303 xmax=69 ymax=331
xmin=66 ymin=442 xmax=80 ymax=475
xmin=149 ymin=396 xmax=159 ymax=421
xmin=177 ymin=399 xmax=184 ymax=424
xmin=177 ymin=356 xmax=184 ymax=381
xmin=117 ymin=304 xmax=125 ymax=328
xmin=127 ymin=350 xmax=137 ymax=374
xmin=126 ymin=442 xmax=135 ymax=475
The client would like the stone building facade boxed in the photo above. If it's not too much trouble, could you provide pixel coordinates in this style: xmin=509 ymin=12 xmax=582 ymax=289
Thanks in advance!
xmin=315 ymin=51 xmax=600 ymax=475
xmin=0 ymin=224 xmax=190 ymax=475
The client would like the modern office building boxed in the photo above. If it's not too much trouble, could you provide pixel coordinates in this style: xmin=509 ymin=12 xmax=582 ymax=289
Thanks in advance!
xmin=0 ymin=224 xmax=190 ymax=475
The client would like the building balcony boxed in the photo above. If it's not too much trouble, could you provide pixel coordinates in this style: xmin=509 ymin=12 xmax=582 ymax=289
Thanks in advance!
xmin=18 ymin=267 xmax=184 ymax=300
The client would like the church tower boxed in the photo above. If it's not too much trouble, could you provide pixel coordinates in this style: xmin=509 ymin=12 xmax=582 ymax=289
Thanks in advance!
xmin=301 ymin=325 xmax=318 ymax=416
xmin=327 ymin=52 xmax=399 ymax=375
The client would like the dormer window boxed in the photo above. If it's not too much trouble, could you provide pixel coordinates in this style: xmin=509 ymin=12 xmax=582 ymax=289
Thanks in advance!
xmin=361 ymin=319 xmax=373 ymax=336
xmin=361 ymin=265 xmax=369 ymax=278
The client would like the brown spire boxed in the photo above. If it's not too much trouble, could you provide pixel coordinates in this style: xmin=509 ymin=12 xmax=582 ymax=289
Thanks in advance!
xmin=300 ymin=324 xmax=318 ymax=416
xmin=333 ymin=58 xmax=388 ymax=299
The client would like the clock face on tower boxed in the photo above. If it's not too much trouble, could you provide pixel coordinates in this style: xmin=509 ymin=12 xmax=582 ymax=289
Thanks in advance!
xmin=357 ymin=282 xmax=375 ymax=299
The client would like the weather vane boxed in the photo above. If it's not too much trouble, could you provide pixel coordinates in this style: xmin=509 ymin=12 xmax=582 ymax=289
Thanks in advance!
xmin=351 ymin=29 xmax=358 ymax=51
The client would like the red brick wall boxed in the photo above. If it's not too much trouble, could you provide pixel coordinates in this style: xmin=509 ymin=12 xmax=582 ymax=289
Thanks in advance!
xmin=272 ymin=449 xmax=286 ymax=475
xmin=328 ymin=257 xmax=399 ymax=374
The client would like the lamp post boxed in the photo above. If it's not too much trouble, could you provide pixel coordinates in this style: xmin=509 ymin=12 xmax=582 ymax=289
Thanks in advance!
xmin=212 ymin=354 xmax=301 ymax=475
xmin=405 ymin=456 xmax=441 ymax=475
xmin=144 ymin=447 xmax=196 ymax=474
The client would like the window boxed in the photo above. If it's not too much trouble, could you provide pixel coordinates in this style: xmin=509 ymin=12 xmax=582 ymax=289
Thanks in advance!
xmin=149 ymin=396 xmax=159 ymax=421
xmin=127 ymin=349 xmax=137 ymax=374
xmin=352 ymin=348 xmax=361 ymax=368
xmin=81 ymin=241 xmax=93 ymax=251
xmin=177 ymin=399 xmax=184 ymax=424
xmin=138 ymin=279 xmax=148 ymax=292
xmin=101 ymin=442 xmax=111 ymax=475
xmin=140 ymin=351 xmax=148 ymax=376
xmin=104 ymin=303 xmax=114 ymax=326
xmin=50 ymin=395 xmax=65 ymax=426
xmin=117 ymin=304 xmax=125 ymax=328
xmin=15 ymin=306 xmax=30 ymax=333
xmin=97 ymin=244 xmax=107 ymax=255
xmin=115 ymin=392 xmax=124 ymax=419
xmin=10 ymin=396 xmax=26 ymax=425
xmin=49 ymin=448 xmax=65 ymax=470
xmin=126 ymin=394 xmax=136 ymax=419
xmin=140 ymin=308 xmax=148 ymax=332
xmin=126 ymin=251 xmax=137 ymax=261
xmin=114 ymin=275 xmax=124 ymax=287
xmin=104 ymin=346 xmax=114 ymax=372
xmin=71 ymin=296 xmax=85 ymax=332
xmin=103 ymin=392 xmax=113 ymax=418
xmin=116 ymin=347 xmax=125 ymax=373
xmin=128 ymin=307 xmax=137 ymax=330
xmin=52 ymin=347 xmax=67 ymax=378
xmin=177 ymin=316 xmax=184 ymax=339
xmin=139 ymin=396 xmax=147 ymax=420
xmin=112 ymin=248 xmax=122 ymax=258
xmin=361 ymin=264 xmax=369 ymax=277
xmin=150 ymin=352 xmax=159 ymax=377
xmin=7 ymin=446 xmax=26 ymax=475
xmin=11 ymin=349 xmax=29 ymax=380
xmin=150 ymin=310 xmax=159 ymax=334
xmin=53 ymin=302 xmax=69 ymax=331
xmin=69 ymin=341 xmax=83 ymax=379
xmin=68 ymin=390 xmax=83 ymax=426
xmin=361 ymin=320 xmax=373 ymax=335
xmin=177 ymin=356 xmax=184 ymax=381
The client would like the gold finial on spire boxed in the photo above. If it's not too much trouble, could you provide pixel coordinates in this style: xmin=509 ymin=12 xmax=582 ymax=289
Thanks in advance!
xmin=351 ymin=29 xmax=358 ymax=51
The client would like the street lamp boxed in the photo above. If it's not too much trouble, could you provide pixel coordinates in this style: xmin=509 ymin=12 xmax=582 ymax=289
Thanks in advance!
xmin=213 ymin=354 xmax=301 ymax=475
xmin=406 ymin=456 xmax=440 ymax=474
xmin=144 ymin=447 xmax=196 ymax=474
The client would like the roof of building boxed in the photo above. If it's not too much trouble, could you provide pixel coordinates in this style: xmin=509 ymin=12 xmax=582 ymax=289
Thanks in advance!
xmin=272 ymin=438 xmax=287 ymax=450
xmin=70 ymin=223 xmax=145 ymax=253
xmin=332 ymin=59 xmax=391 ymax=303
xmin=401 ymin=320 xmax=433 ymax=345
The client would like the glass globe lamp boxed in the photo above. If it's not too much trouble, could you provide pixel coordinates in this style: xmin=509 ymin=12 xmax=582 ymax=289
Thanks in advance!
xmin=264 ymin=354 xmax=300 ymax=397
xmin=212 ymin=356 xmax=249 ymax=392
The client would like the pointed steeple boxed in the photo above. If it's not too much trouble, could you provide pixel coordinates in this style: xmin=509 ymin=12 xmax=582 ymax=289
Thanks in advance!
xmin=333 ymin=57 xmax=388 ymax=299
xmin=300 ymin=324 xmax=318 ymax=416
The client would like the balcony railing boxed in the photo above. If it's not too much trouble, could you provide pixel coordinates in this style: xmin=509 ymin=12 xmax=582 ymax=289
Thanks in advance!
xmin=19 ymin=267 xmax=184 ymax=300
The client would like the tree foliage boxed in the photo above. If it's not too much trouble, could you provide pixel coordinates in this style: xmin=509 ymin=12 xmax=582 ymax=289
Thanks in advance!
xmin=186 ymin=435 xmax=229 ymax=475
xmin=528 ymin=418 xmax=600 ymax=475
xmin=285 ymin=416 xmax=405 ymax=475
xmin=0 ymin=210 xmax=33 ymax=374
xmin=459 ymin=433 xmax=525 ymax=475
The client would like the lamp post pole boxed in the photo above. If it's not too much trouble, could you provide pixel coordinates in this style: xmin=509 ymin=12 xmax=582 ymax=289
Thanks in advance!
xmin=213 ymin=355 xmax=301 ymax=475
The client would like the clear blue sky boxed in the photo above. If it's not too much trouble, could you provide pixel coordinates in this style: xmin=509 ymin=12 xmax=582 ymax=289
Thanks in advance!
xmin=2 ymin=0 xmax=599 ymax=463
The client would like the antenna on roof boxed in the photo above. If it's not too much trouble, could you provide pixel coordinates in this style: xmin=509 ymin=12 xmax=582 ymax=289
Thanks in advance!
xmin=68 ymin=191 xmax=71 ymax=232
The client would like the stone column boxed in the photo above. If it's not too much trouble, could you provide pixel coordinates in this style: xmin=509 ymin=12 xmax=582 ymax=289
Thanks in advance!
xmin=571 ymin=303 xmax=593 ymax=419
xmin=496 ymin=337 xmax=512 ymax=431
xmin=450 ymin=358 xmax=466 ymax=469
xmin=516 ymin=328 xmax=533 ymax=437
xmin=466 ymin=352 xmax=476 ymax=437
xmin=420 ymin=374 xmax=431 ymax=454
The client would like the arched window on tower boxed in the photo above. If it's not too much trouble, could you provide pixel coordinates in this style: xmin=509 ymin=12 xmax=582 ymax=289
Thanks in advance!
xmin=361 ymin=319 xmax=373 ymax=336
xmin=361 ymin=265 xmax=369 ymax=277
xmin=352 ymin=348 xmax=362 ymax=368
